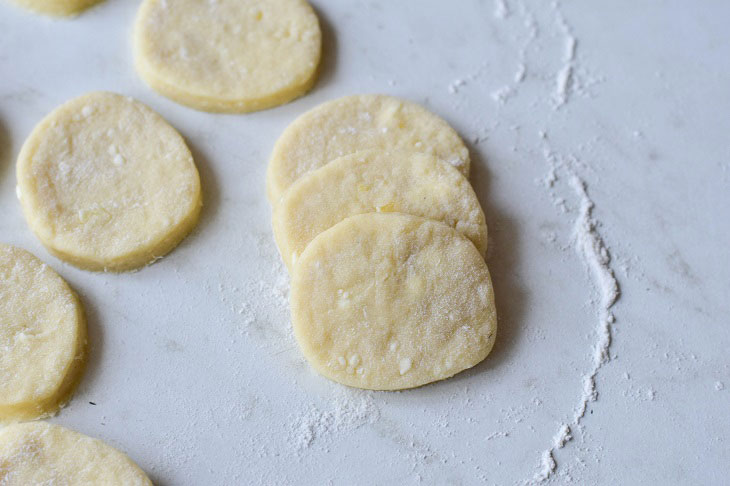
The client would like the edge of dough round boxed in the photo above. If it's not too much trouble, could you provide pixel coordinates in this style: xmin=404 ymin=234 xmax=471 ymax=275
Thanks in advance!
xmin=7 ymin=0 xmax=103 ymax=16
xmin=0 ymin=244 xmax=87 ymax=423
xmin=133 ymin=0 xmax=322 ymax=113
xmin=266 ymin=94 xmax=471 ymax=203
xmin=0 ymin=422 xmax=152 ymax=485
xmin=16 ymin=91 xmax=203 ymax=272
xmin=291 ymin=213 xmax=497 ymax=391
xmin=273 ymin=150 xmax=488 ymax=269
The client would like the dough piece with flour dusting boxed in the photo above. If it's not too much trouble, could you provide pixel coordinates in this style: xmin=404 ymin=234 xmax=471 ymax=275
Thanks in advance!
xmin=273 ymin=150 xmax=487 ymax=269
xmin=133 ymin=0 xmax=321 ymax=113
xmin=7 ymin=0 xmax=102 ymax=16
xmin=266 ymin=94 xmax=471 ymax=203
xmin=291 ymin=213 xmax=497 ymax=390
xmin=0 ymin=422 xmax=152 ymax=485
xmin=0 ymin=244 xmax=86 ymax=422
xmin=16 ymin=92 xmax=202 ymax=271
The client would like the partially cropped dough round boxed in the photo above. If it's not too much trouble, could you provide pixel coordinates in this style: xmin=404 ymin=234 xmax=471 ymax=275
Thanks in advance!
xmin=0 ymin=244 xmax=86 ymax=422
xmin=16 ymin=91 xmax=202 ymax=271
xmin=8 ymin=0 xmax=103 ymax=16
xmin=274 ymin=150 xmax=487 ymax=269
xmin=0 ymin=422 xmax=152 ymax=485
xmin=133 ymin=0 xmax=321 ymax=113
xmin=291 ymin=213 xmax=497 ymax=390
xmin=266 ymin=94 xmax=471 ymax=203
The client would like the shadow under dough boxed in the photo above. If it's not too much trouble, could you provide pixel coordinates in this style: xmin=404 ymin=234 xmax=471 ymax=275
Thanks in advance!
xmin=0 ymin=114 xmax=12 ymax=183
xmin=308 ymin=2 xmax=339 ymax=95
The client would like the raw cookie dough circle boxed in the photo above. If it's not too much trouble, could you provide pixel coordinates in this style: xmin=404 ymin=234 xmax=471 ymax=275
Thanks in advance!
xmin=266 ymin=94 xmax=471 ymax=203
xmin=274 ymin=150 xmax=488 ymax=269
xmin=0 ymin=422 xmax=152 ymax=485
xmin=16 ymin=91 xmax=202 ymax=271
xmin=133 ymin=0 xmax=321 ymax=113
xmin=291 ymin=213 xmax=497 ymax=390
xmin=8 ymin=0 xmax=103 ymax=16
xmin=0 ymin=244 xmax=86 ymax=422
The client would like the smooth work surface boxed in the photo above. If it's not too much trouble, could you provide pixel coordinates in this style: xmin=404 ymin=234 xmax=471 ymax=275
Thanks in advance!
xmin=0 ymin=1 xmax=728 ymax=484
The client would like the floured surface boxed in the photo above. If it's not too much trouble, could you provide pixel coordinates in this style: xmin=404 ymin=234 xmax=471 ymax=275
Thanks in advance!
xmin=0 ymin=0 xmax=728 ymax=484
xmin=266 ymin=93 xmax=471 ymax=202
xmin=134 ymin=0 xmax=321 ymax=112
xmin=290 ymin=213 xmax=496 ymax=390
xmin=16 ymin=91 xmax=202 ymax=271
xmin=0 ymin=244 xmax=86 ymax=422
xmin=0 ymin=422 xmax=152 ymax=485
xmin=273 ymin=150 xmax=487 ymax=269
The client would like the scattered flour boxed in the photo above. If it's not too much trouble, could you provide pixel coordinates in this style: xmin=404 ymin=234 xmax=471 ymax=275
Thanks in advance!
xmin=553 ymin=3 xmax=577 ymax=108
xmin=289 ymin=391 xmax=380 ymax=452
xmin=530 ymin=138 xmax=620 ymax=483
xmin=494 ymin=0 xmax=510 ymax=19
xmin=716 ymin=381 xmax=725 ymax=391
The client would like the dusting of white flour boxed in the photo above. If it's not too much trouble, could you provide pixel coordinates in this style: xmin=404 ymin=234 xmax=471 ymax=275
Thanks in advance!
xmin=530 ymin=142 xmax=620 ymax=483
xmin=288 ymin=391 xmax=380 ymax=453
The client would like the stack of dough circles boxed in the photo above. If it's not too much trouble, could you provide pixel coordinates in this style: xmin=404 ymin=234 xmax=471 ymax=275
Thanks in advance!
xmin=8 ymin=0 xmax=103 ymax=16
xmin=0 ymin=422 xmax=152 ymax=485
xmin=133 ymin=0 xmax=322 ymax=113
xmin=291 ymin=213 xmax=497 ymax=390
xmin=266 ymin=94 xmax=471 ymax=203
xmin=273 ymin=150 xmax=488 ymax=269
xmin=0 ymin=244 xmax=86 ymax=422
xmin=16 ymin=91 xmax=202 ymax=272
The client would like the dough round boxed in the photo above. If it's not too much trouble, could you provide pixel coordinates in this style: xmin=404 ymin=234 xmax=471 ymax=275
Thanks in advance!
xmin=0 ymin=244 xmax=86 ymax=422
xmin=291 ymin=213 xmax=497 ymax=390
xmin=0 ymin=422 xmax=152 ymax=485
xmin=133 ymin=0 xmax=321 ymax=113
xmin=273 ymin=150 xmax=487 ymax=269
xmin=266 ymin=94 xmax=471 ymax=203
xmin=16 ymin=91 xmax=202 ymax=271
xmin=8 ymin=0 xmax=102 ymax=16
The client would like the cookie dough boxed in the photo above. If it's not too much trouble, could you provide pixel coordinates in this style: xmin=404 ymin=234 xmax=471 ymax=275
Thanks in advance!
xmin=0 ymin=244 xmax=86 ymax=422
xmin=16 ymin=91 xmax=202 ymax=271
xmin=7 ymin=0 xmax=102 ymax=16
xmin=266 ymin=94 xmax=471 ymax=203
xmin=273 ymin=150 xmax=487 ymax=269
xmin=0 ymin=422 xmax=152 ymax=485
xmin=133 ymin=0 xmax=321 ymax=113
xmin=291 ymin=213 xmax=497 ymax=390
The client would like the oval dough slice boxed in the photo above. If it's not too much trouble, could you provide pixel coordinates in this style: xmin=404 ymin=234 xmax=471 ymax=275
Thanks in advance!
xmin=266 ymin=94 xmax=471 ymax=202
xmin=0 ymin=244 xmax=86 ymax=422
xmin=16 ymin=91 xmax=202 ymax=271
xmin=0 ymin=422 xmax=152 ymax=485
xmin=133 ymin=0 xmax=321 ymax=113
xmin=8 ymin=0 xmax=103 ymax=16
xmin=291 ymin=213 xmax=497 ymax=390
xmin=274 ymin=150 xmax=487 ymax=269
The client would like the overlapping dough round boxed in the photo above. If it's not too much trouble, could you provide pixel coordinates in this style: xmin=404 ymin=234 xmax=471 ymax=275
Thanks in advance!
xmin=273 ymin=150 xmax=487 ymax=269
xmin=7 ymin=0 xmax=102 ymax=16
xmin=0 ymin=422 xmax=152 ymax=485
xmin=266 ymin=94 xmax=471 ymax=203
xmin=16 ymin=91 xmax=202 ymax=271
xmin=291 ymin=213 xmax=497 ymax=390
xmin=133 ymin=0 xmax=321 ymax=113
xmin=0 ymin=244 xmax=86 ymax=422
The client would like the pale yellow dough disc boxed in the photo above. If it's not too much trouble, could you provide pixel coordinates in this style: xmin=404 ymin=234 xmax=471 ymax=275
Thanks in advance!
xmin=16 ymin=91 xmax=202 ymax=272
xmin=0 ymin=244 xmax=86 ymax=422
xmin=291 ymin=213 xmax=497 ymax=390
xmin=7 ymin=0 xmax=103 ymax=16
xmin=274 ymin=150 xmax=487 ymax=270
xmin=0 ymin=422 xmax=152 ymax=485
xmin=266 ymin=94 xmax=471 ymax=203
xmin=133 ymin=0 xmax=321 ymax=113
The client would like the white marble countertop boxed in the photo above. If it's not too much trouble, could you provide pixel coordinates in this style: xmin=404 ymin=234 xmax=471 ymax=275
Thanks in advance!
xmin=0 ymin=0 xmax=728 ymax=484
